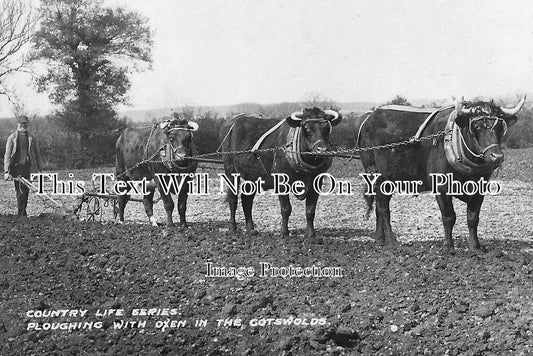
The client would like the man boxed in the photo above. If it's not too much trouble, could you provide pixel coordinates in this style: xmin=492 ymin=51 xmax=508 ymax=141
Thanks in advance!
xmin=3 ymin=116 xmax=43 ymax=218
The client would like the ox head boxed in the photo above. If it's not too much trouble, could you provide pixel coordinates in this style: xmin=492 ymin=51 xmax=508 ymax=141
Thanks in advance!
xmin=454 ymin=96 xmax=525 ymax=165
xmin=160 ymin=119 xmax=199 ymax=164
xmin=285 ymin=107 xmax=342 ymax=153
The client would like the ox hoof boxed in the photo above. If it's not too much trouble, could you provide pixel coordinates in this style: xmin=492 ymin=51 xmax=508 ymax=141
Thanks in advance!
xmin=308 ymin=237 xmax=324 ymax=245
xmin=228 ymin=224 xmax=238 ymax=235
xmin=385 ymin=232 xmax=399 ymax=246
xmin=179 ymin=223 xmax=189 ymax=229
xmin=469 ymin=246 xmax=487 ymax=255
xmin=149 ymin=216 xmax=158 ymax=227
xmin=117 ymin=220 xmax=125 ymax=225
xmin=385 ymin=238 xmax=399 ymax=248
xmin=442 ymin=246 xmax=456 ymax=255
xmin=305 ymin=229 xmax=316 ymax=239
xmin=246 ymin=229 xmax=258 ymax=236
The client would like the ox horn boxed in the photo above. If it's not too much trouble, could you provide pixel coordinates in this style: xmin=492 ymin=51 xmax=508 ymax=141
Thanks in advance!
xmin=187 ymin=121 xmax=199 ymax=131
xmin=501 ymin=96 xmax=526 ymax=116
xmin=324 ymin=110 xmax=339 ymax=120
xmin=455 ymin=99 xmax=473 ymax=117
xmin=324 ymin=109 xmax=341 ymax=126
xmin=290 ymin=111 xmax=303 ymax=121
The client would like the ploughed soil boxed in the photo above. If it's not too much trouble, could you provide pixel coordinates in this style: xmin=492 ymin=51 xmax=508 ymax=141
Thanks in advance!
xmin=1 ymin=148 xmax=533 ymax=355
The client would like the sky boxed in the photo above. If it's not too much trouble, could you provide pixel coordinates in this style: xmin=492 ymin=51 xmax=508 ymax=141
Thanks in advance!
xmin=1 ymin=0 xmax=533 ymax=117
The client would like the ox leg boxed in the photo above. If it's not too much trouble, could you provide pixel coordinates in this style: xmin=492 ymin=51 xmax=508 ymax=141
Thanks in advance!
xmin=226 ymin=189 xmax=238 ymax=234
xmin=466 ymin=195 xmax=486 ymax=253
xmin=241 ymin=192 xmax=256 ymax=234
xmin=143 ymin=187 xmax=157 ymax=227
xmin=160 ymin=192 xmax=175 ymax=227
xmin=304 ymin=189 xmax=319 ymax=239
xmin=117 ymin=189 xmax=130 ymax=224
xmin=118 ymin=180 xmax=130 ymax=224
xmin=177 ymin=179 xmax=190 ymax=228
xmin=374 ymin=202 xmax=384 ymax=245
xmin=375 ymin=192 xmax=397 ymax=246
xmin=435 ymin=194 xmax=456 ymax=252
xmin=278 ymin=195 xmax=292 ymax=237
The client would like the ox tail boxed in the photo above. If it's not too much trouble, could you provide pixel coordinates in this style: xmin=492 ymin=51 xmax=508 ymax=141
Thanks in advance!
xmin=364 ymin=193 xmax=374 ymax=219
xmin=224 ymin=189 xmax=231 ymax=203
xmin=115 ymin=135 xmax=126 ymax=178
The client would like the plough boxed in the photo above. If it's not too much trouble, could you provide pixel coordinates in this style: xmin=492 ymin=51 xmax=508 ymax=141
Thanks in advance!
xmin=14 ymin=176 xmax=160 ymax=222
xmin=15 ymin=149 xmax=361 ymax=222
xmin=14 ymin=176 xmax=69 ymax=216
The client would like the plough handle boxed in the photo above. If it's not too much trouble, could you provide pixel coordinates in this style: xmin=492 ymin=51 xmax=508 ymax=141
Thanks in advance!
xmin=14 ymin=176 xmax=66 ymax=210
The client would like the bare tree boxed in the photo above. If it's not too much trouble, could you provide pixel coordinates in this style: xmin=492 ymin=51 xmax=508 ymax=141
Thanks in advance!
xmin=257 ymin=105 xmax=275 ymax=117
xmin=174 ymin=106 xmax=196 ymax=121
xmin=386 ymin=94 xmax=411 ymax=106
xmin=0 ymin=0 xmax=37 ymax=100
xmin=300 ymin=91 xmax=340 ymax=111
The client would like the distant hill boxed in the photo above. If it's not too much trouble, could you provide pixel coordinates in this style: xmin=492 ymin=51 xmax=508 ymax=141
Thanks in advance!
xmin=118 ymin=94 xmax=529 ymax=122
xmin=118 ymin=101 xmax=381 ymax=122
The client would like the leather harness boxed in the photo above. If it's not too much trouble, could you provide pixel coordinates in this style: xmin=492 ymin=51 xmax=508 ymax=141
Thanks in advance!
xmin=358 ymin=105 xmax=499 ymax=175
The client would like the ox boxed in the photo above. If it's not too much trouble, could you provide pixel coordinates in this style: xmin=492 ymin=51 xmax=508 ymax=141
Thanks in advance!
xmin=220 ymin=107 xmax=342 ymax=240
xmin=115 ymin=119 xmax=198 ymax=227
xmin=357 ymin=97 xmax=526 ymax=252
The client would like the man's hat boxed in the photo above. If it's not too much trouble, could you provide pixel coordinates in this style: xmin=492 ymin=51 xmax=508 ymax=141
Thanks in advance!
xmin=17 ymin=116 xmax=29 ymax=123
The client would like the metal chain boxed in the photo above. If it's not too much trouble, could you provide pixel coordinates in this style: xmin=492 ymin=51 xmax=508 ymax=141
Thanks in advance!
xmin=119 ymin=130 xmax=446 ymax=176
xmin=191 ymin=129 xmax=446 ymax=158
xmin=74 ymin=129 xmax=447 ymax=220
xmin=326 ymin=130 xmax=447 ymax=156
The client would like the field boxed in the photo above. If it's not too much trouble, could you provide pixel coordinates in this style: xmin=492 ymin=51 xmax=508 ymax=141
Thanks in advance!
xmin=1 ymin=148 xmax=533 ymax=355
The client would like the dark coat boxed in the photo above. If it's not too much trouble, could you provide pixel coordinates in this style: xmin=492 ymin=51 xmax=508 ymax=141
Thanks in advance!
xmin=3 ymin=131 xmax=43 ymax=174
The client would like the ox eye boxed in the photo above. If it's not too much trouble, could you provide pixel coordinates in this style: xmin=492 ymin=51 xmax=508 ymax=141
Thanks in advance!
xmin=474 ymin=121 xmax=484 ymax=130
xmin=493 ymin=121 xmax=506 ymax=135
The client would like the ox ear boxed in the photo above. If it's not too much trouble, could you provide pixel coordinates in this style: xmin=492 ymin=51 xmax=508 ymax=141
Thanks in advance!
xmin=501 ymin=96 xmax=526 ymax=128
xmin=187 ymin=121 xmax=199 ymax=131
xmin=324 ymin=110 xmax=342 ymax=126
xmin=504 ymin=115 xmax=518 ymax=128
xmin=454 ymin=101 xmax=470 ymax=128
xmin=454 ymin=113 xmax=469 ymax=128
xmin=286 ymin=111 xmax=303 ymax=127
